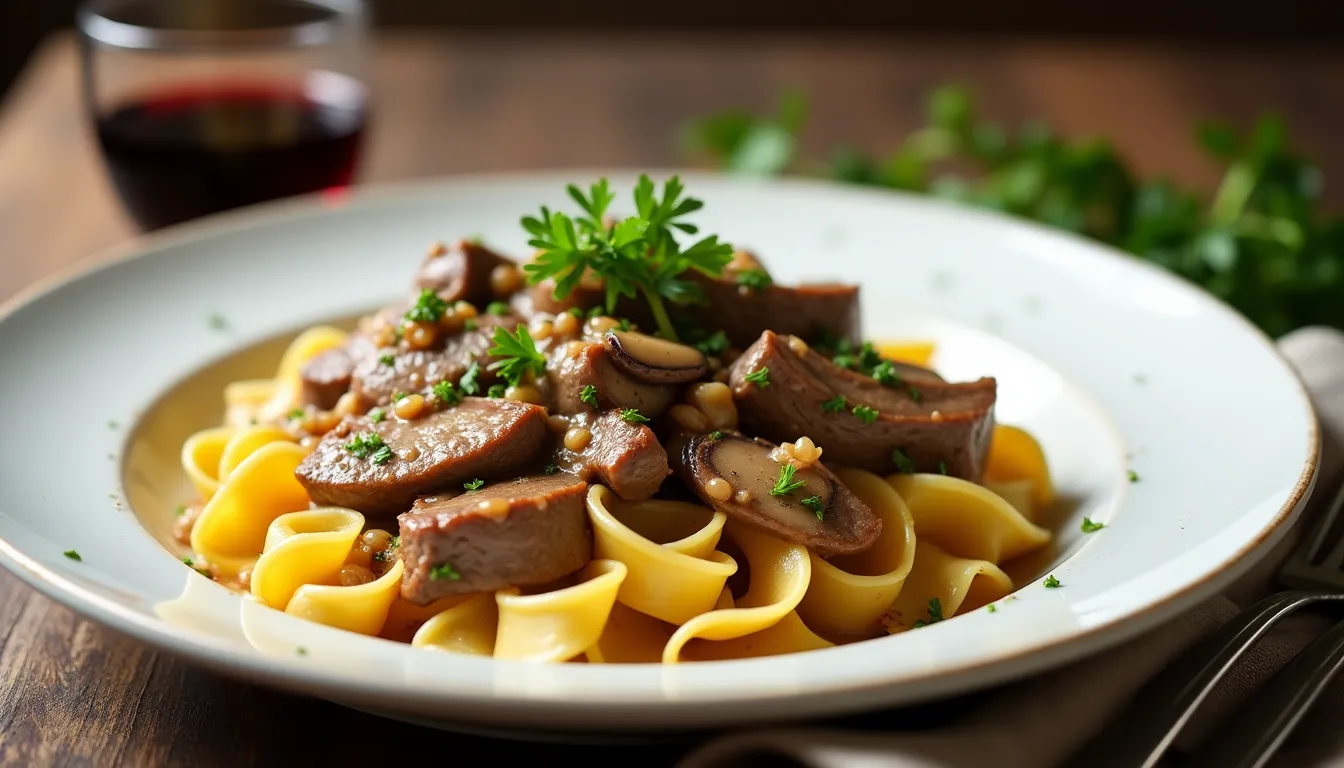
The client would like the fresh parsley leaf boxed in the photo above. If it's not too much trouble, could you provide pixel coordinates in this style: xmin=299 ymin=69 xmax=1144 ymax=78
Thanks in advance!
xmin=1044 ymin=574 xmax=1062 ymax=588
xmin=174 ymin=505 xmax=187 ymax=517
xmin=744 ymin=366 xmax=770 ymax=387
xmin=391 ymin=390 xmax=407 ymax=403
xmin=912 ymin=597 xmax=944 ymax=628
xmin=368 ymin=407 xmax=386 ymax=424
xmin=1128 ymin=469 xmax=1140 ymax=483
xmin=404 ymin=289 xmax=449 ymax=324
xmin=736 ymin=269 xmax=773 ymax=291
xmin=488 ymin=324 xmax=547 ymax=387
xmin=820 ymin=394 xmax=847 ymax=413
xmin=579 ymin=384 xmax=599 ymax=408
xmin=458 ymin=362 xmax=481 ymax=395
xmin=463 ymin=318 xmax=478 ymax=331
xmin=801 ymin=495 xmax=826 ymax=520
xmin=371 ymin=445 xmax=393 ymax=465
xmin=206 ymin=313 xmax=228 ymax=331
xmin=544 ymin=463 xmax=559 ymax=475
xmin=770 ymin=463 xmax=807 ymax=497
xmin=891 ymin=449 xmax=917 ymax=474
xmin=485 ymin=301 xmax=511 ymax=316
xmin=693 ymin=330 xmax=729 ymax=357
xmin=620 ymin=408 xmax=650 ymax=424
xmin=1081 ymin=517 xmax=1106 ymax=533
xmin=852 ymin=404 xmax=879 ymax=424
xmin=430 ymin=562 xmax=462 ymax=581
xmin=431 ymin=380 xmax=462 ymax=407
xmin=708 ymin=430 xmax=723 ymax=440
xmin=487 ymin=384 xmax=506 ymax=398
xmin=344 ymin=432 xmax=386 ymax=459
xmin=616 ymin=318 xmax=633 ymax=332
xmin=63 ymin=549 xmax=81 ymax=561
xmin=938 ymin=461 xmax=948 ymax=475
xmin=287 ymin=408 xmax=306 ymax=421
xmin=464 ymin=478 xmax=484 ymax=491
xmin=296 ymin=646 xmax=309 ymax=656
xmin=987 ymin=603 xmax=998 ymax=613
xmin=379 ymin=354 xmax=395 ymax=367
xmin=871 ymin=360 xmax=901 ymax=387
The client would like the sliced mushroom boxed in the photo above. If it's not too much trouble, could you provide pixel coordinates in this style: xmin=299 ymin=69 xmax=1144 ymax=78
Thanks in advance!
xmin=603 ymin=330 xmax=708 ymax=384
xmin=673 ymin=432 xmax=881 ymax=557
xmin=548 ymin=341 xmax=678 ymax=418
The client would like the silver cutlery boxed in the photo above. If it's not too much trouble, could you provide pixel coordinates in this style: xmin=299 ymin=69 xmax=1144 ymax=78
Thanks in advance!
xmin=1066 ymin=472 xmax=1344 ymax=768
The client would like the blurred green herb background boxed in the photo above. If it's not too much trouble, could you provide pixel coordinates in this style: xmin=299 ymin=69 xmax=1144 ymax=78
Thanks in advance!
xmin=681 ymin=86 xmax=1343 ymax=338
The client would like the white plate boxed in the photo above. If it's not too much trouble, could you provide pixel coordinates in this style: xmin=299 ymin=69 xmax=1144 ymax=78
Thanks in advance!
xmin=0 ymin=171 xmax=1316 ymax=731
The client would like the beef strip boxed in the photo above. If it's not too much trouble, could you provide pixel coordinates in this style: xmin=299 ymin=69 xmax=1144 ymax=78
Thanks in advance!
xmin=350 ymin=313 xmax=522 ymax=408
xmin=672 ymin=432 xmax=881 ymax=556
xmin=413 ymin=239 xmax=517 ymax=307
xmin=553 ymin=410 xmax=670 ymax=500
xmin=727 ymin=330 xmax=996 ymax=480
xmin=295 ymin=397 xmax=549 ymax=515
xmin=679 ymin=268 xmax=861 ymax=351
xmin=298 ymin=348 xmax=355 ymax=410
xmin=547 ymin=340 xmax=678 ymax=418
xmin=399 ymin=473 xmax=591 ymax=603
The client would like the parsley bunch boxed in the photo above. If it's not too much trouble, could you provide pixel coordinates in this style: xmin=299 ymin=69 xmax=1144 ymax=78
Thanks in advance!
xmin=683 ymin=87 xmax=1344 ymax=338
xmin=521 ymin=176 xmax=735 ymax=341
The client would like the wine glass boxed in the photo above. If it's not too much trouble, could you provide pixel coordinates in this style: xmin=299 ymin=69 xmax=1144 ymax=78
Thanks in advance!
xmin=77 ymin=0 xmax=372 ymax=231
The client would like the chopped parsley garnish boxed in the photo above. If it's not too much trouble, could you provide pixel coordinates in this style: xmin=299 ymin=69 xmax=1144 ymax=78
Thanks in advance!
xmin=391 ymin=390 xmax=407 ymax=403
xmin=891 ymin=449 xmax=917 ymax=474
xmin=63 ymin=549 xmax=81 ymax=562
xmin=1044 ymin=574 xmax=1062 ymax=588
xmin=852 ymin=404 xmax=879 ymax=424
xmin=174 ymin=505 xmax=187 ymax=517
xmin=345 ymin=433 xmax=393 ymax=464
xmin=744 ymin=366 xmax=770 ymax=387
xmin=1081 ymin=517 xmax=1106 ymax=533
xmin=708 ymin=430 xmax=723 ymax=440
xmin=520 ymin=176 xmax=735 ymax=341
xmin=464 ymin=478 xmax=484 ymax=491
xmin=463 ymin=318 xmax=478 ymax=331
xmin=587 ymin=305 xmax=605 ymax=319
xmin=431 ymin=380 xmax=463 ymax=407
xmin=107 ymin=420 xmax=119 ymax=430
xmin=296 ymin=646 xmax=309 ymax=656
xmin=801 ymin=495 xmax=826 ymax=520
xmin=388 ymin=535 xmax=399 ymax=550
xmin=693 ymin=330 xmax=729 ymax=357
xmin=287 ymin=408 xmax=306 ymax=421
xmin=1128 ymin=469 xmax=1140 ymax=483
xmin=206 ymin=312 xmax=228 ymax=331
xmin=487 ymin=383 xmax=506 ymax=398
xmin=987 ymin=603 xmax=998 ymax=613
xmin=820 ymin=394 xmax=847 ymax=414
xmin=404 ymin=289 xmax=449 ymax=324
xmin=620 ymin=408 xmax=650 ymax=424
xmin=488 ymin=324 xmax=548 ymax=387
xmin=870 ymin=360 xmax=901 ymax=387
xmin=485 ymin=301 xmax=511 ymax=316
xmin=458 ymin=362 xmax=482 ymax=395
xmin=938 ymin=461 xmax=948 ymax=475
xmin=907 ymin=386 xmax=923 ymax=402
xmin=430 ymin=562 xmax=462 ymax=581
xmin=368 ymin=407 xmax=386 ymax=424
xmin=579 ymin=384 xmax=599 ymax=408
xmin=567 ymin=307 xmax=586 ymax=318
xmin=379 ymin=354 xmax=395 ymax=368
xmin=912 ymin=597 xmax=944 ymax=627
xmin=736 ymin=269 xmax=773 ymax=292
xmin=616 ymin=318 xmax=633 ymax=332
xmin=770 ymin=463 xmax=807 ymax=497
xmin=544 ymin=464 xmax=559 ymax=475
xmin=182 ymin=556 xmax=210 ymax=577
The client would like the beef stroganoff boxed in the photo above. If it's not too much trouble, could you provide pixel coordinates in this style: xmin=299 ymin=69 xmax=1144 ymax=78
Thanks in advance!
xmin=177 ymin=176 xmax=1054 ymax=662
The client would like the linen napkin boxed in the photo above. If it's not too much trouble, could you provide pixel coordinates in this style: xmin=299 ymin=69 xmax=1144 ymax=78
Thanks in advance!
xmin=679 ymin=326 xmax=1344 ymax=768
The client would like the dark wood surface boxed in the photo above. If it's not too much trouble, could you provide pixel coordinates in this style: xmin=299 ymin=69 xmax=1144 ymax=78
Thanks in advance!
xmin=0 ymin=31 xmax=1342 ymax=766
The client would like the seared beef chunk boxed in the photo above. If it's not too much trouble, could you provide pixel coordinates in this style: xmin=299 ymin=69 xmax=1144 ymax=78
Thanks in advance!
xmin=553 ymin=410 xmax=670 ymax=500
xmin=295 ymin=398 xmax=549 ymax=515
xmin=680 ymin=270 xmax=861 ymax=351
xmin=603 ymin=330 xmax=707 ymax=384
xmin=351 ymin=313 xmax=520 ymax=408
xmin=548 ymin=341 xmax=677 ymax=418
xmin=299 ymin=348 xmax=355 ymax=410
xmin=673 ymin=432 xmax=881 ymax=556
xmin=414 ymin=239 xmax=517 ymax=307
xmin=400 ymin=473 xmax=591 ymax=604
xmin=524 ymin=279 xmax=607 ymax=316
xmin=728 ymin=330 xmax=996 ymax=480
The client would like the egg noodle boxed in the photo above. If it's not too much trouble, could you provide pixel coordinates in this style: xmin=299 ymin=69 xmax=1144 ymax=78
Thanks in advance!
xmin=180 ymin=326 xmax=1053 ymax=662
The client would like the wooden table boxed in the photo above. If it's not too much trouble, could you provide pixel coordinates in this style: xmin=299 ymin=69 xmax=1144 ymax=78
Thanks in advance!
xmin=0 ymin=31 xmax=1341 ymax=765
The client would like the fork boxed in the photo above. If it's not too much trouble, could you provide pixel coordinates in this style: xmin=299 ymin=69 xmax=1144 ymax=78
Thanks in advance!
xmin=1066 ymin=472 xmax=1344 ymax=768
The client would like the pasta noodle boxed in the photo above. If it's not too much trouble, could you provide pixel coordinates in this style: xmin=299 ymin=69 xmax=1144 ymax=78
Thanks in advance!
xmin=175 ymin=320 xmax=1059 ymax=663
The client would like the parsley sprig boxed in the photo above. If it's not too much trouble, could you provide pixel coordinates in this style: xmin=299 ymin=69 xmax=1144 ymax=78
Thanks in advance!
xmin=345 ymin=432 xmax=393 ymax=465
xmin=770 ymin=463 xmax=807 ymax=497
xmin=488 ymin=324 xmax=547 ymax=386
xmin=912 ymin=597 xmax=944 ymax=628
xmin=520 ymin=176 xmax=735 ymax=341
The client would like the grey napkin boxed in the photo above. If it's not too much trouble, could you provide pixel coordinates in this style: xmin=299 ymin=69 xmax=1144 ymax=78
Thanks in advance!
xmin=680 ymin=326 xmax=1344 ymax=768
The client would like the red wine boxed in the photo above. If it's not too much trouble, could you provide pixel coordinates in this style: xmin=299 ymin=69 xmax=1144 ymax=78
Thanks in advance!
xmin=96 ymin=76 xmax=366 ymax=230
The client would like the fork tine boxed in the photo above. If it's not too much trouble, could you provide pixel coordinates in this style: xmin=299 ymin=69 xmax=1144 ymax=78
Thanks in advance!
xmin=1282 ymin=478 xmax=1344 ymax=586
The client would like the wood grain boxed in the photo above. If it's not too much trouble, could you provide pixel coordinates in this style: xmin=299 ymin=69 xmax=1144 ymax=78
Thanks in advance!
xmin=0 ymin=31 xmax=1341 ymax=766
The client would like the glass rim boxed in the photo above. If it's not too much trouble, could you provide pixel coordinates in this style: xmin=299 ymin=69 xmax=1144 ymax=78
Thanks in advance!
xmin=76 ymin=0 xmax=365 ymax=52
